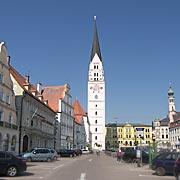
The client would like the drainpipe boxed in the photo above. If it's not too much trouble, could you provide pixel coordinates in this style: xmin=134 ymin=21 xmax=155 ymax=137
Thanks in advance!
xmin=18 ymin=92 xmax=25 ymax=155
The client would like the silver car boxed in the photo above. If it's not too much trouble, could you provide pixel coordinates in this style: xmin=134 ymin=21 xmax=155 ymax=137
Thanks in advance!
xmin=22 ymin=148 xmax=53 ymax=162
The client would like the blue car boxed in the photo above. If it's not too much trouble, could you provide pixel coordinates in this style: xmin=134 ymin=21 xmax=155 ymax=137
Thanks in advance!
xmin=22 ymin=148 xmax=53 ymax=162
xmin=152 ymin=152 xmax=180 ymax=176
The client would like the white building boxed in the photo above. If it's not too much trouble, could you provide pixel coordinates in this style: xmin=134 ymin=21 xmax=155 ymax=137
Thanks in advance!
xmin=87 ymin=17 xmax=106 ymax=150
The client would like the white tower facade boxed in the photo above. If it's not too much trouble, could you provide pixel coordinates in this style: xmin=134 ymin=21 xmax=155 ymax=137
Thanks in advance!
xmin=168 ymin=85 xmax=176 ymax=123
xmin=88 ymin=17 xmax=105 ymax=150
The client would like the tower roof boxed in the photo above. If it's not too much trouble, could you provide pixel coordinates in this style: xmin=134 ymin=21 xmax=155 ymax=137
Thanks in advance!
xmin=90 ymin=16 xmax=102 ymax=62
xmin=168 ymin=85 xmax=174 ymax=96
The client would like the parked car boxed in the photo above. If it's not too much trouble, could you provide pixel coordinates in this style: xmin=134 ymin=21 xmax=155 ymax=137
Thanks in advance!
xmin=0 ymin=151 xmax=27 ymax=177
xmin=74 ymin=149 xmax=82 ymax=156
xmin=49 ymin=149 xmax=59 ymax=160
xmin=152 ymin=152 xmax=180 ymax=176
xmin=173 ymin=157 xmax=180 ymax=179
xmin=57 ymin=149 xmax=76 ymax=157
xmin=122 ymin=149 xmax=149 ymax=163
xmin=81 ymin=149 xmax=90 ymax=154
xmin=22 ymin=148 xmax=53 ymax=162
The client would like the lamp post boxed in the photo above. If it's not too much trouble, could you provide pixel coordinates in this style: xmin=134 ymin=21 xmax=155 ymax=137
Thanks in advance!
xmin=18 ymin=92 xmax=25 ymax=155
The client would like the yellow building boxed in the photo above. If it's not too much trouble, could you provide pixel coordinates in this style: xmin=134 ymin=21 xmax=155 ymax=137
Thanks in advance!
xmin=105 ymin=122 xmax=153 ymax=149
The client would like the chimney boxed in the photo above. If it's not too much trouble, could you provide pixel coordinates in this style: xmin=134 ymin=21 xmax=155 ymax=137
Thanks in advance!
xmin=7 ymin=56 xmax=10 ymax=64
xmin=25 ymin=75 xmax=29 ymax=83
xmin=37 ymin=82 xmax=43 ymax=94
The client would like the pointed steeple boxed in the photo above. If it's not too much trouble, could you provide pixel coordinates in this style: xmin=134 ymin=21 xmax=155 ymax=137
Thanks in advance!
xmin=90 ymin=16 xmax=102 ymax=62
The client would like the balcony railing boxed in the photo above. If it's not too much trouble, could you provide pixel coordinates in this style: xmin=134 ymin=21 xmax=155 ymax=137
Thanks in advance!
xmin=0 ymin=121 xmax=18 ymax=130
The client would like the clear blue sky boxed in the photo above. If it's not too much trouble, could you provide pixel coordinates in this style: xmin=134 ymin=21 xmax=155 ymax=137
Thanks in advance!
xmin=1 ymin=0 xmax=180 ymax=125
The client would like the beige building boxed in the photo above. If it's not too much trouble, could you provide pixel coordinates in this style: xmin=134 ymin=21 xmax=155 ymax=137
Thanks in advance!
xmin=10 ymin=66 xmax=56 ymax=154
xmin=0 ymin=42 xmax=18 ymax=153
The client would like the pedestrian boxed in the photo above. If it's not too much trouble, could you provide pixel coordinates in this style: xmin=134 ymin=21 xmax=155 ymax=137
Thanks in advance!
xmin=117 ymin=148 xmax=122 ymax=163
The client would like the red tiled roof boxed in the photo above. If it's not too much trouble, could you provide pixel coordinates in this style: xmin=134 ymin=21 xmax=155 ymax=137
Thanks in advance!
xmin=42 ymin=85 xmax=66 ymax=112
xmin=74 ymin=115 xmax=83 ymax=125
xmin=73 ymin=99 xmax=87 ymax=124
xmin=73 ymin=99 xmax=86 ymax=116
xmin=10 ymin=65 xmax=40 ymax=95
xmin=10 ymin=65 xmax=55 ymax=113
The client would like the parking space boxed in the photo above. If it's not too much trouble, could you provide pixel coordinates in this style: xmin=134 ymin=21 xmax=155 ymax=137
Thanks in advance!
xmin=0 ymin=158 xmax=75 ymax=180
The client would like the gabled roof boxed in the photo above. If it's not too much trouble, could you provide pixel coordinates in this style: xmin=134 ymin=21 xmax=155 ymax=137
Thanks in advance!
xmin=10 ymin=65 xmax=55 ymax=113
xmin=73 ymin=99 xmax=86 ymax=116
xmin=73 ymin=99 xmax=87 ymax=125
xmin=10 ymin=65 xmax=39 ymax=94
xmin=42 ymin=85 xmax=66 ymax=112
xmin=159 ymin=117 xmax=169 ymax=126
xmin=90 ymin=17 xmax=102 ymax=62
xmin=173 ymin=112 xmax=180 ymax=121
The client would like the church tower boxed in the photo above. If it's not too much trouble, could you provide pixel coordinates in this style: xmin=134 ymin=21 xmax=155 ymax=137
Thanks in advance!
xmin=88 ymin=16 xmax=105 ymax=150
xmin=168 ymin=85 xmax=176 ymax=123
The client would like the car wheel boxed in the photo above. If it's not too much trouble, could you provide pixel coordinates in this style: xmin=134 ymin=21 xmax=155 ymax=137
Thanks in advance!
xmin=53 ymin=156 xmax=57 ymax=161
xmin=6 ymin=166 xmax=17 ymax=177
xmin=156 ymin=167 xmax=166 ymax=176
xmin=70 ymin=154 xmax=73 ymax=157
xmin=27 ymin=157 xmax=32 ymax=162
xmin=47 ymin=157 xmax=52 ymax=162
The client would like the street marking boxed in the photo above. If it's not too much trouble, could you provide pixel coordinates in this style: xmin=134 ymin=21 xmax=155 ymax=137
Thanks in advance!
xmin=89 ymin=159 xmax=92 ymax=162
xmin=139 ymin=174 xmax=174 ymax=178
xmin=53 ymin=164 xmax=64 ymax=169
xmin=77 ymin=173 xmax=86 ymax=180
xmin=4 ymin=176 xmax=43 ymax=179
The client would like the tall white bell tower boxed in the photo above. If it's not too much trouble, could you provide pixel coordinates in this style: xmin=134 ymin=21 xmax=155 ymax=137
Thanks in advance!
xmin=88 ymin=16 xmax=106 ymax=150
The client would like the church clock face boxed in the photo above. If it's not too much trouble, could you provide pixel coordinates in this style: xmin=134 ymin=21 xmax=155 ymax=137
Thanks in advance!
xmin=93 ymin=84 xmax=100 ymax=92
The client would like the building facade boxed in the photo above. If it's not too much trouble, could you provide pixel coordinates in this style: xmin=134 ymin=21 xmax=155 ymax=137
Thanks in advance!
xmin=105 ymin=123 xmax=152 ymax=148
xmin=0 ymin=42 xmax=18 ymax=153
xmin=88 ymin=17 xmax=106 ymax=150
xmin=73 ymin=99 xmax=89 ymax=149
xmin=10 ymin=67 xmax=56 ymax=154
xmin=42 ymin=84 xmax=74 ymax=150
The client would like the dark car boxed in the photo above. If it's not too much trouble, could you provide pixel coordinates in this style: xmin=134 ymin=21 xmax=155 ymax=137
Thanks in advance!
xmin=173 ymin=157 xmax=180 ymax=179
xmin=152 ymin=152 xmax=180 ymax=176
xmin=57 ymin=149 xmax=76 ymax=157
xmin=122 ymin=149 xmax=149 ymax=163
xmin=0 ymin=151 xmax=27 ymax=177
xmin=74 ymin=149 xmax=82 ymax=156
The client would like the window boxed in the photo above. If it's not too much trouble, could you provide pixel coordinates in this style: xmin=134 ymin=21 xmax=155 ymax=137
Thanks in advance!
xmin=95 ymin=111 xmax=97 ymax=115
xmin=8 ymin=113 xmax=12 ymax=124
xmin=95 ymin=128 xmax=97 ymax=132
xmin=95 ymin=136 xmax=97 ymax=140
xmin=0 ymin=111 xmax=3 ymax=121
xmin=6 ymin=95 xmax=10 ymax=105
xmin=0 ymin=74 xmax=4 ymax=83
xmin=95 ymin=120 xmax=97 ymax=124
xmin=0 ymin=90 xmax=3 ymax=101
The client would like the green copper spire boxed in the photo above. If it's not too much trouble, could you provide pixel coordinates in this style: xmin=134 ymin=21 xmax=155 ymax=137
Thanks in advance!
xmin=90 ymin=16 xmax=102 ymax=62
xmin=168 ymin=84 xmax=174 ymax=96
